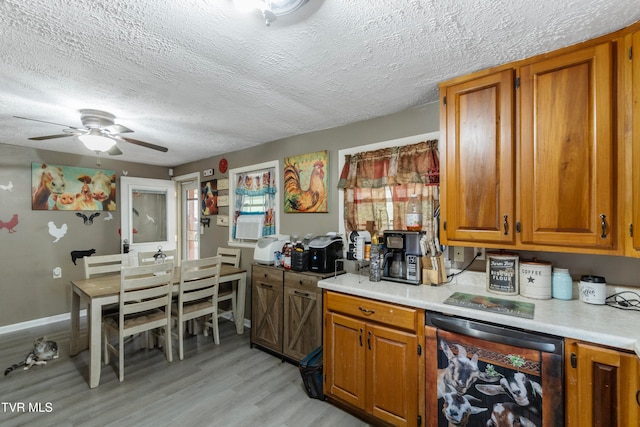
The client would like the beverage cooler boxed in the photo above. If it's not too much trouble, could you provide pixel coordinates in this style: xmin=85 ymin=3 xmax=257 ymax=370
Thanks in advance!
xmin=425 ymin=312 xmax=564 ymax=427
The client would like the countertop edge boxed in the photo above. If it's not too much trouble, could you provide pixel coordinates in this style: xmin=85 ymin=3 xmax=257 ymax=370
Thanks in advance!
xmin=318 ymin=273 xmax=640 ymax=358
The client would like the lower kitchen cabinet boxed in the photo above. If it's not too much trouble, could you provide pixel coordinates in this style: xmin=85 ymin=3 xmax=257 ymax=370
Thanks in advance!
xmin=323 ymin=290 xmax=425 ymax=427
xmin=251 ymin=264 xmax=330 ymax=363
xmin=565 ymin=338 xmax=640 ymax=426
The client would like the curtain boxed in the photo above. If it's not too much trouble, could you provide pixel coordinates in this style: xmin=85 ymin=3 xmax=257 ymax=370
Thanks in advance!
xmin=338 ymin=139 xmax=440 ymax=243
xmin=233 ymin=167 xmax=277 ymax=238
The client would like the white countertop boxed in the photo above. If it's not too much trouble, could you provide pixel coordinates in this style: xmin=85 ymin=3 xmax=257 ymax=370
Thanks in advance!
xmin=318 ymin=270 xmax=640 ymax=358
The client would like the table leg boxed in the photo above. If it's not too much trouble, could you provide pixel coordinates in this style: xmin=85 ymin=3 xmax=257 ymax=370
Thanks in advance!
xmin=234 ymin=273 xmax=246 ymax=334
xmin=70 ymin=287 xmax=80 ymax=356
xmin=89 ymin=300 xmax=103 ymax=388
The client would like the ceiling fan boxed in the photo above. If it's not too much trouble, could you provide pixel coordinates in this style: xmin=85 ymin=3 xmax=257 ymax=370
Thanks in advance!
xmin=14 ymin=109 xmax=168 ymax=155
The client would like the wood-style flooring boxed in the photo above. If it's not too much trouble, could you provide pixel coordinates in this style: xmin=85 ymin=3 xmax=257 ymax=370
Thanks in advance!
xmin=0 ymin=318 xmax=370 ymax=427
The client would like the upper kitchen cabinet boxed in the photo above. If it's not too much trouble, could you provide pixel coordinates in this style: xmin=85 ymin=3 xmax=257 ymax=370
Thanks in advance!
xmin=630 ymin=31 xmax=640 ymax=254
xmin=520 ymin=42 xmax=614 ymax=249
xmin=440 ymin=69 xmax=516 ymax=245
xmin=440 ymin=36 xmax=619 ymax=254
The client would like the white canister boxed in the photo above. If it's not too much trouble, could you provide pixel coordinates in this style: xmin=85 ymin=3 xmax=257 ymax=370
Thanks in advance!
xmin=519 ymin=258 xmax=552 ymax=300
xmin=579 ymin=275 xmax=607 ymax=304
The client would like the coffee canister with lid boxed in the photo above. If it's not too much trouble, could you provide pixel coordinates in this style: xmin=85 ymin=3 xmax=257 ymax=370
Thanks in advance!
xmin=486 ymin=252 xmax=519 ymax=295
xmin=519 ymin=258 xmax=552 ymax=299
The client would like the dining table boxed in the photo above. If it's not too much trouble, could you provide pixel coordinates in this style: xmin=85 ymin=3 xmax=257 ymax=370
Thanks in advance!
xmin=69 ymin=264 xmax=247 ymax=388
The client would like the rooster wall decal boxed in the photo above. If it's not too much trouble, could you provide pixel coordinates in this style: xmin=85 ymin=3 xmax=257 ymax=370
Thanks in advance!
xmin=284 ymin=158 xmax=326 ymax=212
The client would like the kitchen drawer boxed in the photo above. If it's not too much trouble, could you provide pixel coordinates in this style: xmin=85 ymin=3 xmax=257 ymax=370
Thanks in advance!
xmin=325 ymin=291 xmax=419 ymax=332
xmin=284 ymin=271 xmax=320 ymax=293
xmin=252 ymin=264 xmax=283 ymax=284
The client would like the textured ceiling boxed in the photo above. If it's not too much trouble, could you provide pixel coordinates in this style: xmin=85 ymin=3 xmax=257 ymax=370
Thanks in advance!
xmin=0 ymin=0 xmax=638 ymax=167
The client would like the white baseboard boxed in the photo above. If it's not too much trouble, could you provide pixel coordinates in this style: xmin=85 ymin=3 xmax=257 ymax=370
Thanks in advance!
xmin=0 ymin=310 xmax=250 ymax=336
xmin=0 ymin=309 xmax=87 ymax=336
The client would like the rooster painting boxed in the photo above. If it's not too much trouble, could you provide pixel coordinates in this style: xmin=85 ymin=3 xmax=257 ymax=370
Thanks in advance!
xmin=284 ymin=151 xmax=328 ymax=213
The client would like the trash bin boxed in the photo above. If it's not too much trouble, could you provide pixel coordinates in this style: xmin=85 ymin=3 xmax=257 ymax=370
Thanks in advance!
xmin=299 ymin=346 xmax=324 ymax=400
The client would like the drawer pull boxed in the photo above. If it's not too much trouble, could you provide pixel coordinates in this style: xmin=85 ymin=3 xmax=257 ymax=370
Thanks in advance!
xmin=358 ymin=306 xmax=375 ymax=315
xmin=294 ymin=290 xmax=309 ymax=297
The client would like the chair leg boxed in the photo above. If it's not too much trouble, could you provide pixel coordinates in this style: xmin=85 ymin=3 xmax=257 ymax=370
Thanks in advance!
xmin=118 ymin=335 xmax=125 ymax=382
xmin=178 ymin=318 xmax=184 ymax=361
xmin=103 ymin=326 xmax=109 ymax=364
xmin=231 ymin=282 xmax=237 ymax=322
xmin=165 ymin=322 xmax=173 ymax=363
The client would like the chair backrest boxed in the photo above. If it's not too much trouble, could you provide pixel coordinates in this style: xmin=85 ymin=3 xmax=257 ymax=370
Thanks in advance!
xmin=216 ymin=247 xmax=241 ymax=268
xmin=178 ymin=256 xmax=222 ymax=306
xmin=137 ymin=249 xmax=177 ymax=266
xmin=119 ymin=262 xmax=174 ymax=322
xmin=82 ymin=253 xmax=126 ymax=279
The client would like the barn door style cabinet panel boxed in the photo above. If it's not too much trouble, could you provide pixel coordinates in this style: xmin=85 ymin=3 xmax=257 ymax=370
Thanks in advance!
xmin=323 ymin=291 xmax=424 ymax=427
xmin=251 ymin=264 xmax=328 ymax=363
xmin=565 ymin=339 xmax=639 ymax=426
xmin=440 ymin=35 xmax=618 ymax=254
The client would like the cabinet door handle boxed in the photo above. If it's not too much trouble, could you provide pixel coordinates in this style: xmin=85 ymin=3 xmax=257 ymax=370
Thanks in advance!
xmin=359 ymin=328 xmax=363 ymax=347
xmin=358 ymin=306 xmax=375 ymax=315
xmin=600 ymin=214 xmax=607 ymax=238
xmin=503 ymin=215 xmax=509 ymax=235
xmin=636 ymin=389 xmax=640 ymax=407
xmin=294 ymin=290 xmax=309 ymax=297
xmin=367 ymin=331 xmax=372 ymax=350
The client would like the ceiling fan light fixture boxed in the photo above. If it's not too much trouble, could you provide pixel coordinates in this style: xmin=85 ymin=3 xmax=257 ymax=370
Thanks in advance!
xmin=78 ymin=130 xmax=116 ymax=152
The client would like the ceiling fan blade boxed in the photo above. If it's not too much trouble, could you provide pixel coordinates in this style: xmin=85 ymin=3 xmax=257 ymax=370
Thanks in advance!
xmin=104 ymin=124 xmax=133 ymax=134
xmin=28 ymin=134 xmax=73 ymax=141
xmin=14 ymin=115 xmax=81 ymax=130
xmin=120 ymin=136 xmax=168 ymax=153
xmin=107 ymin=145 xmax=123 ymax=156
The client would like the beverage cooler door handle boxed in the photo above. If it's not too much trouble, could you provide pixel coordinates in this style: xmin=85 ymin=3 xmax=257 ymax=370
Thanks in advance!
xmin=429 ymin=314 xmax=559 ymax=353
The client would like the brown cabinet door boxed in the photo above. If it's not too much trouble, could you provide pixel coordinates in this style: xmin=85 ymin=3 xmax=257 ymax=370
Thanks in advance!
xmin=565 ymin=339 xmax=639 ymax=426
xmin=324 ymin=312 xmax=366 ymax=410
xmin=520 ymin=42 xmax=614 ymax=248
xmin=443 ymin=69 xmax=516 ymax=244
xmin=367 ymin=323 xmax=419 ymax=427
xmin=632 ymin=32 xmax=640 ymax=252
xmin=283 ymin=284 xmax=322 ymax=361
xmin=251 ymin=267 xmax=283 ymax=353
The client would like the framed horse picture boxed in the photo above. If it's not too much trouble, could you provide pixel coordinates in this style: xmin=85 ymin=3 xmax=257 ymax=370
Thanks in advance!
xmin=31 ymin=163 xmax=116 ymax=211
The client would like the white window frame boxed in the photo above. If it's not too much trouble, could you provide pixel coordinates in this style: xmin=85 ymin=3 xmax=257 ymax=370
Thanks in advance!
xmin=337 ymin=131 xmax=439 ymax=238
xmin=228 ymin=160 xmax=281 ymax=248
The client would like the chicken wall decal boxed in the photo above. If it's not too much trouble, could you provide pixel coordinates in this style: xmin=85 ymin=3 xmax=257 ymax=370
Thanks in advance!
xmin=284 ymin=154 xmax=327 ymax=213
xmin=48 ymin=221 xmax=68 ymax=243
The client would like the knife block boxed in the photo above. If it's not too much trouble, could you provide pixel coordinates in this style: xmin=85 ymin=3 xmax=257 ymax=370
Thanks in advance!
xmin=422 ymin=254 xmax=447 ymax=285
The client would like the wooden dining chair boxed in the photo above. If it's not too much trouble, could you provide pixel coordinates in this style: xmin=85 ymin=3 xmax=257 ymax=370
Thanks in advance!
xmin=171 ymin=256 xmax=222 ymax=360
xmin=137 ymin=249 xmax=177 ymax=266
xmin=102 ymin=261 xmax=174 ymax=382
xmin=216 ymin=247 xmax=241 ymax=325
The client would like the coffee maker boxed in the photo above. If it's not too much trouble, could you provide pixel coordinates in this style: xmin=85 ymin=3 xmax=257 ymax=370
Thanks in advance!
xmin=382 ymin=230 xmax=424 ymax=285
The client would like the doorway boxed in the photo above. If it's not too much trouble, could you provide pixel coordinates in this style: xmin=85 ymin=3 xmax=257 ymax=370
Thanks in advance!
xmin=175 ymin=172 xmax=200 ymax=261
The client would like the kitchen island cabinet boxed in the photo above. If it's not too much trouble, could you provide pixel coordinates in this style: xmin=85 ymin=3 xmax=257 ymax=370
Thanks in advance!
xmin=565 ymin=339 xmax=639 ymax=426
xmin=323 ymin=290 xmax=424 ymax=427
xmin=251 ymin=264 xmax=333 ymax=363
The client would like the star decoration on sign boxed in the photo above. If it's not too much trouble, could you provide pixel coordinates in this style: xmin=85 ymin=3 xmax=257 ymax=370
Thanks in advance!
xmin=527 ymin=276 xmax=535 ymax=283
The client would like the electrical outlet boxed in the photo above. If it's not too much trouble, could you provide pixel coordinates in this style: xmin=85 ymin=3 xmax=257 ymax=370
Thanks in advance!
xmin=52 ymin=267 xmax=62 ymax=279
xmin=453 ymin=247 xmax=465 ymax=263
xmin=474 ymin=247 xmax=486 ymax=261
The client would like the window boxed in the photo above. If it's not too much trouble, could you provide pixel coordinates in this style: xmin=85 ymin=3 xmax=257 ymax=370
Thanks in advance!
xmin=337 ymin=131 xmax=440 ymax=238
xmin=228 ymin=160 xmax=280 ymax=247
